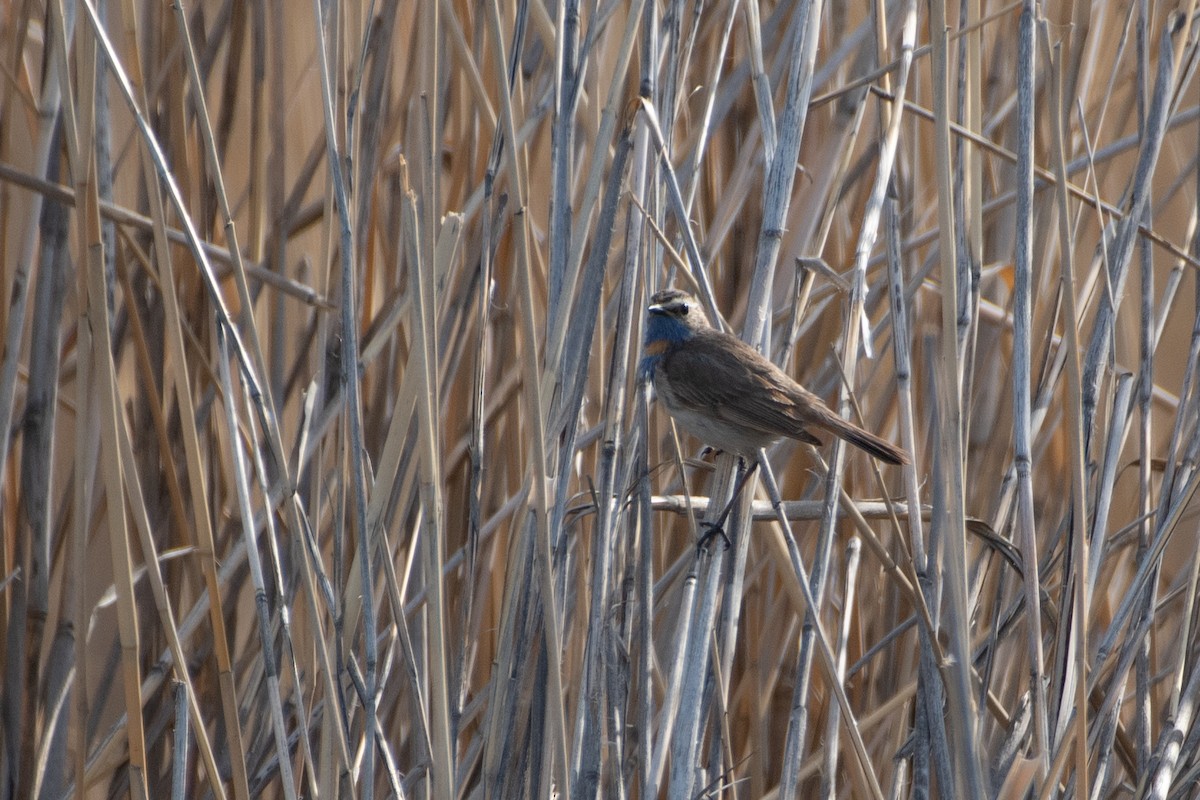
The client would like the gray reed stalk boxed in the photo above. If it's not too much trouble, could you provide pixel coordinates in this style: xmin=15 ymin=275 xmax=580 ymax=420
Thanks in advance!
xmin=552 ymin=7 xmax=642 ymax=793
xmin=565 ymin=114 xmax=638 ymax=798
xmin=1013 ymin=0 xmax=1050 ymax=777
xmin=1046 ymin=26 xmax=1093 ymax=796
xmin=310 ymin=0 xmax=380 ymax=794
xmin=929 ymin=0 xmax=986 ymax=795
xmin=815 ymin=1 xmax=918 ymax=791
xmin=173 ymin=2 xmax=299 ymax=792
xmin=821 ymin=537 xmax=861 ymax=799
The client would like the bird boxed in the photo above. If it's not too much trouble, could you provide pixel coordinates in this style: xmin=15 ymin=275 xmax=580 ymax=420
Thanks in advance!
xmin=641 ymin=288 xmax=909 ymax=545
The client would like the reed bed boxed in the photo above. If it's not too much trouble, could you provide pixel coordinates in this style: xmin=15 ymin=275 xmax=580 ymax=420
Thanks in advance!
xmin=3 ymin=0 xmax=1200 ymax=797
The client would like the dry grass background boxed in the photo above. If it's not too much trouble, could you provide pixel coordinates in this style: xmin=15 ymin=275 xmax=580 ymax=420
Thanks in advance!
xmin=2 ymin=0 xmax=1200 ymax=797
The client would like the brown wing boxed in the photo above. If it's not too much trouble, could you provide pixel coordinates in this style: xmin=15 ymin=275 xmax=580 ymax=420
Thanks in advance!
xmin=662 ymin=330 xmax=911 ymax=465
xmin=661 ymin=331 xmax=824 ymax=446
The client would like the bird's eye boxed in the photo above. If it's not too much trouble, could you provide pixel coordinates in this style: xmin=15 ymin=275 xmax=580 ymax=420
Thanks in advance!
xmin=678 ymin=303 xmax=689 ymax=315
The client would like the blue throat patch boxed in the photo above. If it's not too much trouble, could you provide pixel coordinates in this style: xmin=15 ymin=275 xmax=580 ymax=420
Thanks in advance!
xmin=640 ymin=314 xmax=691 ymax=379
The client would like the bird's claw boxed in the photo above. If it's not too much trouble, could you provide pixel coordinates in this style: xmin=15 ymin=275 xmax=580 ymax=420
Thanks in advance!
xmin=697 ymin=522 xmax=732 ymax=554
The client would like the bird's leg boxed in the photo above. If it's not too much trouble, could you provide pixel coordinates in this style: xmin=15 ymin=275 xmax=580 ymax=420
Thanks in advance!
xmin=698 ymin=458 xmax=759 ymax=553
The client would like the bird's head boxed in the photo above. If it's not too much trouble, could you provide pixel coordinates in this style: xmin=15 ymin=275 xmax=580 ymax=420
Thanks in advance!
xmin=645 ymin=289 xmax=710 ymax=340
xmin=640 ymin=289 xmax=710 ymax=379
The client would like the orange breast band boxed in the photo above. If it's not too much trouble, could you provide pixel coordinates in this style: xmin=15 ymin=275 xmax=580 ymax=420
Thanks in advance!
xmin=644 ymin=340 xmax=670 ymax=357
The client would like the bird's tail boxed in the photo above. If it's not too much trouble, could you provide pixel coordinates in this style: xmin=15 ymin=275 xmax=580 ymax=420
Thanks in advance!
xmin=814 ymin=412 xmax=910 ymax=465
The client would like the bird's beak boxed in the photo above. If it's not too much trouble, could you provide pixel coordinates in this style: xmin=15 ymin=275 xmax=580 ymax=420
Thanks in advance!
xmin=648 ymin=303 xmax=666 ymax=315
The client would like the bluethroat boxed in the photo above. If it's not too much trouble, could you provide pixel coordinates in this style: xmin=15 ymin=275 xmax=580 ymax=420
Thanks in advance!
xmin=642 ymin=289 xmax=909 ymax=541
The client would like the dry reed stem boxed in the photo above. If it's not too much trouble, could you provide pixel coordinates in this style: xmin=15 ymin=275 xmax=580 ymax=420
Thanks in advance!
xmin=5 ymin=2 xmax=1200 ymax=798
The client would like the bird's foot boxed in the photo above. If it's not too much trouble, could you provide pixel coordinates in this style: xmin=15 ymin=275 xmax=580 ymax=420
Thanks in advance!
xmin=697 ymin=522 xmax=732 ymax=555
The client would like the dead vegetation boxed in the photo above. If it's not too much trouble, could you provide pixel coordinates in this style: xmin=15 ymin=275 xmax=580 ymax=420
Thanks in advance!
xmin=2 ymin=1 xmax=1200 ymax=797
